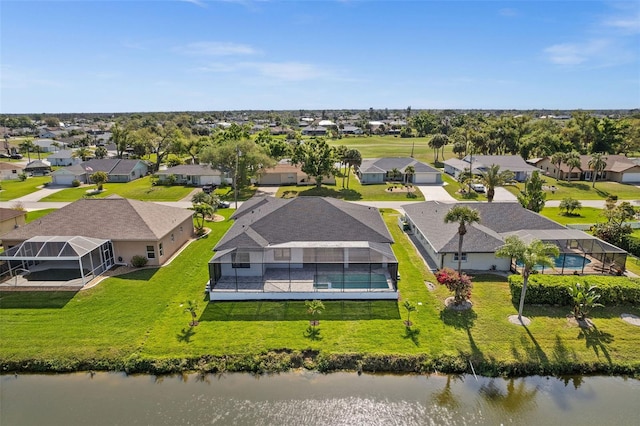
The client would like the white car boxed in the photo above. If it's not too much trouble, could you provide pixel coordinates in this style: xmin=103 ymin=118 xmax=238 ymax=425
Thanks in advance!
xmin=471 ymin=183 xmax=486 ymax=193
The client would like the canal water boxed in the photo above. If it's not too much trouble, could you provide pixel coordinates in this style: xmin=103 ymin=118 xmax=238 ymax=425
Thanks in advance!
xmin=1 ymin=372 xmax=638 ymax=425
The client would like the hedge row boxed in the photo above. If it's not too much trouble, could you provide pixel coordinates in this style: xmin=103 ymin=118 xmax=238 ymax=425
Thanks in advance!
xmin=508 ymin=274 xmax=640 ymax=306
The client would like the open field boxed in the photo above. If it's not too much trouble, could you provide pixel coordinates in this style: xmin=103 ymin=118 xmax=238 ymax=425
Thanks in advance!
xmin=538 ymin=207 xmax=606 ymax=225
xmin=1 ymin=208 xmax=639 ymax=375
xmin=0 ymin=176 xmax=50 ymax=201
xmin=505 ymin=176 xmax=640 ymax=201
xmin=326 ymin=135 xmax=454 ymax=164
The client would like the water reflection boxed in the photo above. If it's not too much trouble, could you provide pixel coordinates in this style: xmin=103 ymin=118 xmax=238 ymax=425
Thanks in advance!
xmin=1 ymin=372 xmax=639 ymax=426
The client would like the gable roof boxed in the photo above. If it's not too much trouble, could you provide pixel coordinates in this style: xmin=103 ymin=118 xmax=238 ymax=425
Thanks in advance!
xmin=81 ymin=159 xmax=147 ymax=175
xmin=216 ymin=196 xmax=393 ymax=251
xmin=359 ymin=158 xmax=440 ymax=174
xmin=402 ymin=201 xmax=566 ymax=253
xmin=461 ymin=155 xmax=538 ymax=173
xmin=0 ymin=162 xmax=24 ymax=171
xmin=1 ymin=197 xmax=193 ymax=242
xmin=48 ymin=149 xmax=75 ymax=159
xmin=51 ymin=164 xmax=86 ymax=176
xmin=156 ymin=164 xmax=222 ymax=176
xmin=544 ymin=154 xmax=637 ymax=173
xmin=24 ymin=160 xmax=51 ymax=170
xmin=0 ymin=207 xmax=26 ymax=222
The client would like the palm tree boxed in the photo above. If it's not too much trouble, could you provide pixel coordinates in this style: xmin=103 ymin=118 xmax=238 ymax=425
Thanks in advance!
xmin=73 ymin=147 xmax=92 ymax=161
xmin=334 ymin=145 xmax=348 ymax=187
xmin=19 ymin=139 xmax=34 ymax=162
xmin=404 ymin=165 xmax=415 ymax=184
xmin=343 ymin=148 xmax=361 ymax=189
xmin=389 ymin=167 xmax=401 ymax=181
xmin=495 ymin=236 xmax=560 ymax=322
xmin=480 ymin=164 xmax=514 ymax=202
xmin=564 ymin=151 xmax=581 ymax=181
xmin=550 ymin=152 xmax=565 ymax=181
xmin=429 ymin=134 xmax=449 ymax=163
xmin=588 ymin=152 xmax=607 ymax=188
xmin=444 ymin=206 xmax=480 ymax=275
xmin=184 ymin=300 xmax=199 ymax=326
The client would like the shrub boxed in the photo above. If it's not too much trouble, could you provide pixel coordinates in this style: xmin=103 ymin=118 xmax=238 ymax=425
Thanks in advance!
xmin=18 ymin=172 xmax=27 ymax=181
xmin=435 ymin=267 xmax=473 ymax=305
xmin=165 ymin=174 xmax=177 ymax=186
xmin=71 ymin=179 xmax=81 ymax=187
xmin=131 ymin=255 xmax=149 ymax=268
xmin=508 ymin=275 xmax=640 ymax=306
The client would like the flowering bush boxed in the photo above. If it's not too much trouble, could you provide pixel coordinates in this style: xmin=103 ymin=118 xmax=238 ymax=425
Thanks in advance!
xmin=435 ymin=267 xmax=473 ymax=305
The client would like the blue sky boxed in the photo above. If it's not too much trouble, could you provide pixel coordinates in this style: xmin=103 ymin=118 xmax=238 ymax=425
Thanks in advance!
xmin=1 ymin=1 xmax=639 ymax=113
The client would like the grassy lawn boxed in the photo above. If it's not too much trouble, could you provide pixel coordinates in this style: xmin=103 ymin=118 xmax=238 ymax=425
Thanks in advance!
xmin=25 ymin=208 xmax=57 ymax=222
xmin=275 ymin=171 xmax=424 ymax=201
xmin=214 ymin=185 xmax=257 ymax=202
xmin=1 ymin=208 xmax=639 ymax=374
xmin=505 ymin=176 xmax=640 ymax=201
xmin=538 ymin=207 xmax=606 ymax=225
xmin=40 ymin=176 xmax=196 ymax=202
xmin=0 ymin=177 xmax=50 ymax=201
xmin=441 ymin=173 xmax=489 ymax=201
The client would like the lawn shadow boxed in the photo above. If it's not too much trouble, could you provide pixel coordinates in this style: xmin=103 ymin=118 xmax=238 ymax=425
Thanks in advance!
xmin=516 ymin=325 xmax=549 ymax=364
xmin=440 ymin=308 xmax=482 ymax=359
xmin=552 ymin=334 xmax=578 ymax=364
xmin=577 ymin=324 xmax=614 ymax=364
xmin=176 ymin=326 xmax=196 ymax=343
xmin=201 ymin=300 xmax=400 ymax=321
xmin=303 ymin=325 xmax=323 ymax=341
xmin=403 ymin=326 xmax=421 ymax=346
xmin=110 ymin=267 xmax=159 ymax=281
xmin=0 ymin=291 xmax=77 ymax=309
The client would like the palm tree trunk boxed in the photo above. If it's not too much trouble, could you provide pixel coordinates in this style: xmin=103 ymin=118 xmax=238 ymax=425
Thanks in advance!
xmin=457 ymin=233 xmax=463 ymax=276
xmin=592 ymin=170 xmax=597 ymax=188
xmin=346 ymin=166 xmax=351 ymax=188
xmin=518 ymin=271 xmax=529 ymax=321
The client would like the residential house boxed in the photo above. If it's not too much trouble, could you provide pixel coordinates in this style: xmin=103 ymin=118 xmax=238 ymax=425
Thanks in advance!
xmin=47 ymin=149 xmax=81 ymax=167
xmin=402 ymin=201 xmax=627 ymax=274
xmin=155 ymin=164 xmax=225 ymax=186
xmin=357 ymin=157 xmax=442 ymax=184
xmin=533 ymin=155 xmax=640 ymax=183
xmin=0 ymin=162 xmax=24 ymax=180
xmin=0 ymin=208 xmax=26 ymax=237
xmin=341 ymin=125 xmax=363 ymax=135
xmin=33 ymin=138 xmax=59 ymax=153
xmin=1 ymin=196 xmax=195 ymax=287
xmin=301 ymin=125 xmax=327 ymax=136
xmin=50 ymin=164 xmax=88 ymax=186
xmin=24 ymin=160 xmax=52 ymax=176
xmin=257 ymin=160 xmax=336 ymax=186
xmin=208 ymin=196 xmax=398 ymax=300
xmin=444 ymin=155 xmax=537 ymax=182
xmin=81 ymin=158 xmax=148 ymax=182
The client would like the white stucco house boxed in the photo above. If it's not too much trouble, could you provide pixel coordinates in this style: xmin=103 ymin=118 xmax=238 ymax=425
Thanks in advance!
xmin=357 ymin=157 xmax=442 ymax=184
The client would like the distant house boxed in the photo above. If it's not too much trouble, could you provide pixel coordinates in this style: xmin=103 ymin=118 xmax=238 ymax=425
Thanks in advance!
xmin=444 ymin=155 xmax=537 ymax=182
xmin=257 ymin=160 xmax=336 ymax=186
xmin=156 ymin=164 xmax=225 ymax=186
xmin=38 ymin=130 xmax=63 ymax=139
xmin=341 ymin=125 xmax=363 ymax=135
xmin=533 ymin=155 xmax=640 ymax=183
xmin=24 ymin=160 xmax=52 ymax=176
xmin=403 ymin=201 xmax=627 ymax=274
xmin=357 ymin=157 xmax=442 ymax=184
xmin=0 ymin=162 xmax=24 ymax=180
xmin=33 ymin=139 xmax=59 ymax=153
xmin=0 ymin=208 xmax=26 ymax=237
xmin=301 ymin=125 xmax=327 ymax=136
xmin=208 ymin=196 xmax=398 ymax=300
xmin=81 ymin=159 xmax=148 ymax=182
xmin=47 ymin=149 xmax=81 ymax=167
xmin=1 ymin=197 xmax=195 ymax=275
xmin=50 ymin=164 xmax=88 ymax=186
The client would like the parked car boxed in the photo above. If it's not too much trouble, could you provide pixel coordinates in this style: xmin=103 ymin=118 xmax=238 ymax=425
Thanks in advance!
xmin=10 ymin=153 xmax=23 ymax=159
xmin=471 ymin=183 xmax=486 ymax=193
xmin=0 ymin=153 xmax=10 ymax=158
xmin=218 ymin=200 xmax=230 ymax=208
xmin=202 ymin=184 xmax=215 ymax=194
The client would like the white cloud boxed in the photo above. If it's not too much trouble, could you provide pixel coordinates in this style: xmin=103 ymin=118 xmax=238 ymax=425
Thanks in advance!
xmin=544 ymin=39 xmax=618 ymax=66
xmin=179 ymin=0 xmax=208 ymax=8
xmin=0 ymin=65 xmax=63 ymax=90
xmin=602 ymin=15 xmax=640 ymax=34
xmin=178 ymin=41 xmax=258 ymax=56
xmin=195 ymin=60 xmax=333 ymax=82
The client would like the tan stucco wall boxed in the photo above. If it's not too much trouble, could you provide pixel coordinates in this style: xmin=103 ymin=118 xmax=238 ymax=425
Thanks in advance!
xmin=0 ymin=215 xmax=26 ymax=238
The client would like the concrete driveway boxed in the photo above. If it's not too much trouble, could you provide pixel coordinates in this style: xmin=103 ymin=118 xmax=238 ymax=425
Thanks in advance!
xmin=492 ymin=187 xmax=518 ymax=202
xmin=416 ymin=184 xmax=456 ymax=202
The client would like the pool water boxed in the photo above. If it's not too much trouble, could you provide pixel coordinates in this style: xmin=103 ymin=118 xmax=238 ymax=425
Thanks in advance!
xmin=314 ymin=273 xmax=389 ymax=289
xmin=517 ymin=254 xmax=591 ymax=270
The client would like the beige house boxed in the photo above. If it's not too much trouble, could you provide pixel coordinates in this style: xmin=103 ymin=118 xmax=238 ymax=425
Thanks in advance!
xmin=0 ymin=208 xmax=26 ymax=238
xmin=257 ymin=161 xmax=336 ymax=186
xmin=1 ymin=196 xmax=194 ymax=268
xmin=533 ymin=155 xmax=640 ymax=183
xmin=0 ymin=162 xmax=24 ymax=180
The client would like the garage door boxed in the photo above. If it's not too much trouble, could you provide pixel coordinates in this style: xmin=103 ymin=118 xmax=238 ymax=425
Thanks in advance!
xmin=52 ymin=175 xmax=78 ymax=186
xmin=413 ymin=173 xmax=438 ymax=184
xmin=622 ymin=173 xmax=640 ymax=183
xmin=200 ymin=176 xmax=221 ymax=185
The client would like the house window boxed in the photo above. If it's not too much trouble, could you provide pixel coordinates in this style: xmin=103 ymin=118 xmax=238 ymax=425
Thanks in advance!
xmin=232 ymin=252 xmax=250 ymax=268
xmin=171 ymin=233 xmax=175 ymax=242
xmin=274 ymin=248 xmax=291 ymax=261
xmin=159 ymin=243 xmax=164 ymax=257
xmin=12 ymin=169 xmax=17 ymax=174
xmin=146 ymin=245 xmax=155 ymax=259
xmin=453 ymin=252 xmax=467 ymax=262
xmin=179 ymin=226 xmax=183 ymax=233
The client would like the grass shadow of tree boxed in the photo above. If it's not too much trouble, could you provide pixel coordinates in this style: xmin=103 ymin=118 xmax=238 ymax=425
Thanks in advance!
xmin=577 ymin=324 xmax=614 ymax=364
xmin=176 ymin=326 xmax=196 ymax=343
xmin=403 ymin=326 xmax=421 ymax=346
xmin=111 ymin=267 xmax=159 ymax=281
xmin=510 ymin=325 xmax=549 ymax=364
xmin=440 ymin=308 xmax=481 ymax=359
xmin=303 ymin=326 xmax=323 ymax=340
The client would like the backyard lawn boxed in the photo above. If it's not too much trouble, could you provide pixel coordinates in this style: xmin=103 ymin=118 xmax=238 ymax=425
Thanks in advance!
xmin=275 ymin=171 xmax=424 ymax=201
xmin=1 ymin=208 xmax=639 ymax=375
xmin=538 ymin=207 xmax=606 ymax=225
xmin=25 ymin=208 xmax=57 ymax=222
xmin=0 ymin=176 xmax=50 ymax=201
xmin=40 ymin=176 xmax=196 ymax=202
xmin=505 ymin=176 xmax=640 ymax=201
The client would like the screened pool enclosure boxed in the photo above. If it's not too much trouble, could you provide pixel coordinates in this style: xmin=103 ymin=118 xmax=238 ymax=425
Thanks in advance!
xmin=208 ymin=242 xmax=399 ymax=300
xmin=0 ymin=236 xmax=114 ymax=287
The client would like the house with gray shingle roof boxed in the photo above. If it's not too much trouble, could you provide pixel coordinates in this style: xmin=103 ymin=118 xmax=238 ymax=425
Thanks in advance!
xmin=81 ymin=158 xmax=149 ymax=182
xmin=402 ymin=201 xmax=627 ymax=273
xmin=208 ymin=196 xmax=398 ymax=300
xmin=48 ymin=149 xmax=81 ymax=167
xmin=1 ymin=196 xmax=195 ymax=271
xmin=444 ymin=155 xmax=537 ymax=182
xmin=155 ymin=164 xmax=225 ymax=186
xmin=358 ymin=157 xmax=442 ymax=184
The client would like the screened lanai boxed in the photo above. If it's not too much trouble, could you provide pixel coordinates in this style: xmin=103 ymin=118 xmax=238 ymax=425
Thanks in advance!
xmin=0 ymin=236 xmax=114 ymax=287
xmin=208 ymin=242 xmax=399 ymax=300
xmin=503 ymin=229 xmax=627 ymax=275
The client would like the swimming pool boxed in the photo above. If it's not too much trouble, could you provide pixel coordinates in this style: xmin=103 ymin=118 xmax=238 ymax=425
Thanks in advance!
xmin=517 ymin=253 xmax=591 ymax=270
xmin=314 ymin=273 xmax=390 ymax=290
